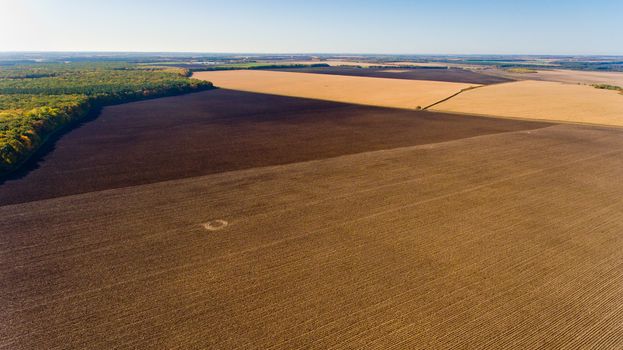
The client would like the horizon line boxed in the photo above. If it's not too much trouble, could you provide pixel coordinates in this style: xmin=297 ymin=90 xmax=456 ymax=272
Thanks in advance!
xmin=1 ymin=50 xmax=623 ymax=57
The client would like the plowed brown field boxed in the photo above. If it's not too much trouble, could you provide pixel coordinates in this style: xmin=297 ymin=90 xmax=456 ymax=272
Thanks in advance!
xmin=271 ymin=66 xmax=512 ymax=84
xmin=2 ymin=121 xmax=623 ymax=348
xmin=0 ymin=89 xmax=543 ymax=205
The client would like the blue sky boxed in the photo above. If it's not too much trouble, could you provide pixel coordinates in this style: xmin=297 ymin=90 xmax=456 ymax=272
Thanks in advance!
xmin=1 ymin=0 xmax=621 ymax=54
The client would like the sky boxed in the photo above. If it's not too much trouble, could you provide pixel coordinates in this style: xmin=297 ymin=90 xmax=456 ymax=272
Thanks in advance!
xmin=1 ymin=0 xmax=622 ymax=55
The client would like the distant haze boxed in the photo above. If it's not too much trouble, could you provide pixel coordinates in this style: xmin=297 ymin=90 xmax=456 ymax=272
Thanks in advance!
xmin=1 ymin=0 xmax=622 ymax=55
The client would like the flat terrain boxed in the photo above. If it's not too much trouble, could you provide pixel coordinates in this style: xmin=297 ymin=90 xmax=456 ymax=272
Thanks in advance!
xmin=274 ymin=60 xmax=452 ymax=68
xmin=3 ymin=121 xmax=623 ymax=349
xmin=272 ymin=60 xmax=389 ymax=68
xmin=488 ymin=68 xmax=623 ymax=86
xmin=0 ymin=89 xmax=544 ymax=205
xmin=272 ymin=66 xmax=512 ymax=84
xmin=381 ymin=61 xmax=452 ymax=68
xmin=431 ymin=80 xmax=623 ymax=126
xmin=192 ymin=70 xmax=479 ymax=109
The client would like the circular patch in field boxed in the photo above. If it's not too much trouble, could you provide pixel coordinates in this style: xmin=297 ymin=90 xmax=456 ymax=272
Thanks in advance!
xmin=203 ymin=219 xmax=228 ymax=231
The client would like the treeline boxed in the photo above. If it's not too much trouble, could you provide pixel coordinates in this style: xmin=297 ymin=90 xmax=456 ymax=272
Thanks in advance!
xmin=0 ymin=63 xmax=212 ymax=175
xmin=592 ymin=84 xmax=623 ymax=93
xmin=558 ymin=61 xmax=623 ymax=72
xmin=505 ymin=68 xmax=538 ymax=73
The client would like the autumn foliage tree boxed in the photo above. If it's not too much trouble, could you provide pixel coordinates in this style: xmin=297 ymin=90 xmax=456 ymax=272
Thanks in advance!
xmin=0 ymin=63 xmax=212 ymax=174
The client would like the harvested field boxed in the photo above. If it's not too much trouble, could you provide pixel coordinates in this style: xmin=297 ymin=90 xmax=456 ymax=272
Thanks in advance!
xmin=271 ymin=66 xmax=512 ymax=84
xmin=3 ymin=123 xmax=623 ymax=349
xmin=0 ymin=89 xmax=545 ymax=205
xmin=431 ymin=80 xmax=623 ymax=126
xmin=192 ymin=70 xmax=479 ymax=109
xmin=489 ymin=68 xmax=623 ymax=86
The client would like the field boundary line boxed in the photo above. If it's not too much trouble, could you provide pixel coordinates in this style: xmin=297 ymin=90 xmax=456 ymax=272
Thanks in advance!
xmin=422 ymin=80 xmax=528 ymax=110
xmin=423 ymin=85 xmax=483 ymax=110
xmin=426 ymin=108 xmax=623 ymax=130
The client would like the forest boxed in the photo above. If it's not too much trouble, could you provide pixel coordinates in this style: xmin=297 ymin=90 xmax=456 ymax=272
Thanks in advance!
xmin=0 ymin=63 xmax=212 ymax=175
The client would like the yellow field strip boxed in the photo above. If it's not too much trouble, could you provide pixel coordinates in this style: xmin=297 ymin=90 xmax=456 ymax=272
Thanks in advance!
xmin=431 ymin=80 xmax=623 ymax=127
xmin=193 ymin=70 xmax=479 ymax=110
xmin=498 ymin=69 xmax=623 ymax=86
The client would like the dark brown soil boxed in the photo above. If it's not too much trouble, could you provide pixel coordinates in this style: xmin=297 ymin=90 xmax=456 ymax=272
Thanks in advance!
xmin=2 ymin=124 xmax=623 ymax=349
xmin=270 ymin=66 xmax=513 ymax=84
xmin=0 ymin=89 xmax=546 ymax=205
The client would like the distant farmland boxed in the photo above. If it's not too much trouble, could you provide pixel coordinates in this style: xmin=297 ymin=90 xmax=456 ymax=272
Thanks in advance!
xmin=271 ymin=66 xmax=512 ymax=84
xmin=490 ymin=68 xmax=623 ymax=86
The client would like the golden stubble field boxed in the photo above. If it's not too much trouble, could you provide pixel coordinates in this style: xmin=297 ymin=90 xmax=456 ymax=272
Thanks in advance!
xmin=431 ymin=80 xmax=623 ymax=126
xmin=193 ymin=70 xmax=478 ymax=110
xmin=493 ymin=68 xmax=623 ymax=86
